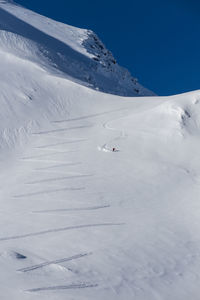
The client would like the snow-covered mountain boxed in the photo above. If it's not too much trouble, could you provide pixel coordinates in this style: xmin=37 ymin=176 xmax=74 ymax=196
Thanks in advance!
xmin=0 ymin=0 xmax=154 ymax=97
xmin=1 ymin=1 xmax=200 ymax=300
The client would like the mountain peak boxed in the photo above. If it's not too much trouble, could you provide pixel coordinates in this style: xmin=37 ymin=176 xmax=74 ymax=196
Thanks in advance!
xmin=0 ymin=0 xmax=154 ymax=96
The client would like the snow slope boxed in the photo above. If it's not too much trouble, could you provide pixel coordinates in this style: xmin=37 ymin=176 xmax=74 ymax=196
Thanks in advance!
xmin=0 ymin=0 xmax=154 ymax=97
xmin=1 ymin=1 xmax=200 ymax=300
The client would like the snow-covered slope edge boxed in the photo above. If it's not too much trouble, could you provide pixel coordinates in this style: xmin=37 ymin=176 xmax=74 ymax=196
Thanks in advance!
xmin=0 ymin=0 xmax=154 ymax=96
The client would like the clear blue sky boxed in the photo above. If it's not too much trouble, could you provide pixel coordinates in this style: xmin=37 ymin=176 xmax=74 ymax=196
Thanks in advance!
xmin=15 ymin=0 xmax=200 ymax=96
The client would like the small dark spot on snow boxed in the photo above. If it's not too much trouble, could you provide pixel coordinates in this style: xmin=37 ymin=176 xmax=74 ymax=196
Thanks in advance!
xmin=184 ymin=110 xmax=191 ymax=118
xmin=27 ymin=95 xmax=33 ymax=101
xmin=14 ymin=252 xmax=27 ymax=260
xmin=181 ymin=109 xmax=191 ymax=126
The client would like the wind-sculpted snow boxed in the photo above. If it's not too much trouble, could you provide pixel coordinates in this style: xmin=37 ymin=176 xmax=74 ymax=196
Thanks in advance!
xmin=0 ymin=1 xmax=154 ymax=96
xmin=0 ymin=8 xmax=95 ymax=77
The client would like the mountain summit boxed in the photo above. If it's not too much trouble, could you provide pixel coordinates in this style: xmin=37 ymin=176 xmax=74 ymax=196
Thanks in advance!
xmin=0 ymin=0 xmax=154 ymax=96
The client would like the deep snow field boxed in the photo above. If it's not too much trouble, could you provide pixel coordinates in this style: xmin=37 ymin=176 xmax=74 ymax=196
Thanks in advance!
xmin=1 ymin=1 xmax=200 ymax=299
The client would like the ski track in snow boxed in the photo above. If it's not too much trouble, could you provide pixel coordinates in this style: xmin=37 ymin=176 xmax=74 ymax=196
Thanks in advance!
xmin=26 ymin=283 xmax=98 ymax=292
xmin=32 ymin=205 xmax=110 ymax=214
xmin=3 ymin=1 xmax=200 ymax=298
xmin=21 ymin=150 xmax=77 ymax=160
xmin=0 ymin=223 xmax=124 ymax=241
xmin=1 ymin=2 xmax=178 ymax=298
xmin=18 ymin=252 xmax=91 ymax=272
xmin=100 ymin=117 xmax=126 ymax=152
xmin=35 ymin=139 xmax=87 ymax=148
xmin=51 ymin=108 xmax=128 ymax=123
xmin=2 ymin=107 xmax=127 ymax=297
xmin=32 ymin=125 xmax=93 ymax=135
xmin=34 ymin=162 xmax=82 ymax=170
xmin=13 ymin=187 xmax=85 ymax=198
xmin=25 ymin=174 xmax=93 ymax=185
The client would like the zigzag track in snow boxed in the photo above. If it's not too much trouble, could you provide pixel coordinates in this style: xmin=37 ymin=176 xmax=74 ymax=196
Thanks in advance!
xmin=52 ymin=108 xmax=127 ymax=123
xmin=32 ymin=205 xmax=110 ymax=214
xmin=21 ymin=151 xmax=77 ymax=160
xmin=18 ymin=252 xmax=91 ymax=272
xmin=35 ymin=139 xmax=87 ymax=149
xmin=34 ymin=162 xmax=82 ymax=171
xmin=34 ymin=135 xmax=88 ymax=141
xmin=26 ymin=283 xmax=98 ymax=292
xmin=32 ymin=125 xmax=92 ymax=135
xmin=0 ymin=223 xmax=124 ymax=241
xmin=13 ymin=187 xmax=85 ymax=198
xmin=20 ymin=159 xmax=73 ymax=164
xmin=99 ymin=114 xmax=128 ymax=152
xmin=25 ymin=174 xmax=93 ymax=185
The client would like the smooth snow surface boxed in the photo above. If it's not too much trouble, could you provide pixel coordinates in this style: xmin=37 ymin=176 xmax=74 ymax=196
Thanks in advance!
xmin=1 ymin=1 xmax=200 ymax=300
